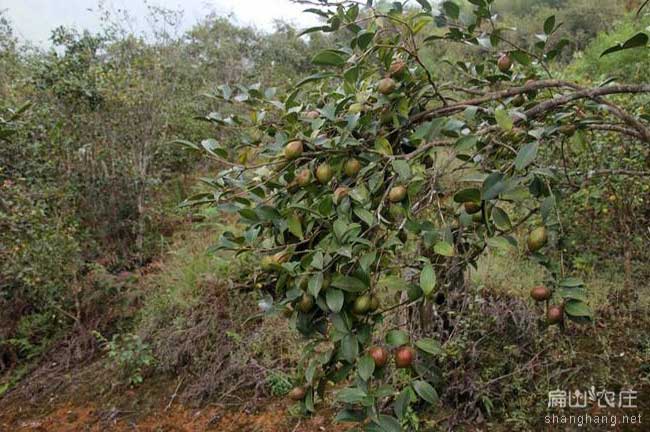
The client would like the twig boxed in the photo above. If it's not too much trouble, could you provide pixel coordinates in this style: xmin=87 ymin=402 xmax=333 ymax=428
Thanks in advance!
xmin=165 ymin=377 xmax=184 ymax=411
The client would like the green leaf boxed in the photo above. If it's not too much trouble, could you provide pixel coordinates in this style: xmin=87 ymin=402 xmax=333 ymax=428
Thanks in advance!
xmin=481 ymin=172 xmax=506 ymax=201
xmin=453 ymin=188 xmax=481 ymax=203
xmin=557 ymin=287 xmax=588 ymax=302
xmin=434 ymin=241 xmax=454 ymax=257
xmin=305 ymin=360 xmax=317 ymax=384
xmin=298 ymin=25 xmax=330 ymax=37
xmin=305 ymin=388 xmax=315 ymax=412
xmin=357 ymin=31 xmax=375 ymax=50
xmin=514 ymin=141 xmax=539 ymax=171
xmin=312 ymin=49 xmax=346 ymax=66
xmin=564 ymin=300 xmax=593 ymax=318
xmin=455 ymin=135 xmax=478 ymax=152
xmin=394 ymin=388 xmax=412 ymax=420
xmin=495 ymin=108 xmax=514 ymax=131
xmin=391 ymin=159 xmax=412 ymax=181
xmin=308 ymin=272 xmax=324 ymax=297
xmin=415 ymin=338 xmax=442 ymax=355
xmin=335 ymin=387 xmax=367 ymax=404
xmin=386 ymin=330 xmax=409 ymax=347
xmin=487 ymin=236 xmax=516 ymax=251
xmin=375 ymin=137 xmax=393 ymax=155
xmin=332 ymin=275 xmax=367 ymax=292
xmin=353 ymin=207 xmax=375 ymax=226
xmin=491 ymin=207 xmax=512 ymax=230
xmin=296 ymin=72 xmax=336 ymax=87
xmin=412 ymin=380 xmax=438 ymax=404
xmin=442 ymin=1 xmax=460 ymax=19
xmin=601 ymin=32 xmax=649 ymax=57
xmin=326 ymin=288 xmax=344 ymax=312
xmin=416 ymin=0 xmax=432 ymax=11
xmin=559 ymin=277 xmax=585 ymax=288
xmin=510 ymin=50 xmax=531 ymax=66
xmin=543 ymin=15 xmax=556 ymax=35
xmin=340 ymin=334 xmax=359 ymax=362
xmin=287 ymin=213 xmax=303 ymax=239
xmin=419 ymin=264 xmax=436 ymax=297
xmin=377 ymin=415 xmax=402 ymax=432
xmin=358 ymin=355 xmax=376 ymax=381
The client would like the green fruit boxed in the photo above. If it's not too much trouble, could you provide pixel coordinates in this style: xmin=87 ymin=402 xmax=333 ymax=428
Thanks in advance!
xmin=284 ymin=140 xmax=303 ymax=159
xmin=322 ymin=274 xmax=331 ymax=290
xmin=377 ymin=77 xmax=396 ymax=95
xmin=348 ymin=103 xmax=363 ymax=114
xmin=512 ymin=94 xmax=526 ymax=107
xmin=261 ymin=255 xmax=279 ymax=271
xmin=344 ymin=158 xmax=361 ymax=177
xmin=388 ymin=204 xmax=404 ymax=221
xmin=316 ymin=163 xmax=334 ymax=184
xmin=388 ymin=186 xmax=407 ymax=203
xmin=547 ymin=305 xmax=563 ymax=324
xmin=559 ymin=125 xmax=576 ymax=136
xmin=297 ymin=293 xmax=315 ymax=313
xmin=296 ymin=168 xmax=311 ymax=187
xmin=527 ymin=227 xmax=548 ymax=252
xmin=464 ymin=201 xmax=481 ymax=214
xmin=353 ymin=294 xmax=372 ymax=315
xmin=497 ymin=54 xmax=512 ymax=72
xmin=525 ymin=79 xmax=538 ymax=99
xmin=369 ymin=295 xmax=380 ymax=312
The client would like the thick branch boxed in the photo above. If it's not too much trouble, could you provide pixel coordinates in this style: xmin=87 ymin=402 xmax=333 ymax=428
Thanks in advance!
xmin=410 ymin=80 xmax=580 ymax=124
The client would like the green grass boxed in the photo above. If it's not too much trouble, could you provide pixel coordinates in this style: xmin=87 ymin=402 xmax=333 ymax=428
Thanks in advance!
xmin=473 ymin=246 xmax=650 ymax=310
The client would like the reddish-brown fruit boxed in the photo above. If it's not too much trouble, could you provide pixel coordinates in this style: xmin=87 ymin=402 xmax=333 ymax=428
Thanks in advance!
xmin=296 ymin=168 xmax=311 ymax=187
xmin=288 ymin=386 xmax=307 ymax=400
xmin=282 ymin=304 xmax=294 ymax=318
xmin=284 ymin=140 xmax=303 ymax=159
xmin=334 ymin=186 xmax=349 ymax=203
xmin=547 ymin=305 xmax=564 ymax=324
xmin=305 ymin=110 xmax=320 ymax=119
xmin=368 ymin=346 xmax=389 ymax=368
xmin=464 ymin=201 xmax=481 ymax=214
xmin=297 ymin=293 xmax=315 ymax=313
xmin=530 ymin=286 xmax=552 ymax=302
xmin=395 ymin=346 xmax=416 ymax=368
xmin=378 ymin=77 xmax=396 ymax=95
xmin=497 ymin=54 xmax=512 ymax=72
xmin=389 ymin=60 xmax=407 ymax=78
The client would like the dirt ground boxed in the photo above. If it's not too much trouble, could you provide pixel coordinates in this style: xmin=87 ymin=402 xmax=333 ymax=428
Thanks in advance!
xmin=1 ymin=402 xmax=347 ymax=432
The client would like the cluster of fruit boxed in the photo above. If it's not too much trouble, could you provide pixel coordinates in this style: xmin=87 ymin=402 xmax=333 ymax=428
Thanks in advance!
xmin=288 ymin=345 xmax=415 ymax=401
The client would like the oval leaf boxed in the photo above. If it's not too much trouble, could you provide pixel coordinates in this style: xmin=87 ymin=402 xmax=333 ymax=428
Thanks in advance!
xmin=412 ymin=380 xmax=438 ymax=404
xmin=419 ymin=264 xmax=436 ymax=297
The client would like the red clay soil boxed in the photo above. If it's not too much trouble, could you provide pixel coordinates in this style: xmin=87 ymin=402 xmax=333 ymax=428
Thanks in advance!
xmin=1 ymin=399 xmax=349 ymax=432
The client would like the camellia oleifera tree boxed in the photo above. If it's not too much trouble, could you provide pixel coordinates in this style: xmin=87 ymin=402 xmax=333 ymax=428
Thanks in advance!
xmin=186 ymin=0 xmax=650 ymax=429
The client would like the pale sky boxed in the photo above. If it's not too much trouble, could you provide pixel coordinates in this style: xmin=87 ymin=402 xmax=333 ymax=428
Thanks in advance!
xmin=1 ymin=0 xmax=322 ymax=45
